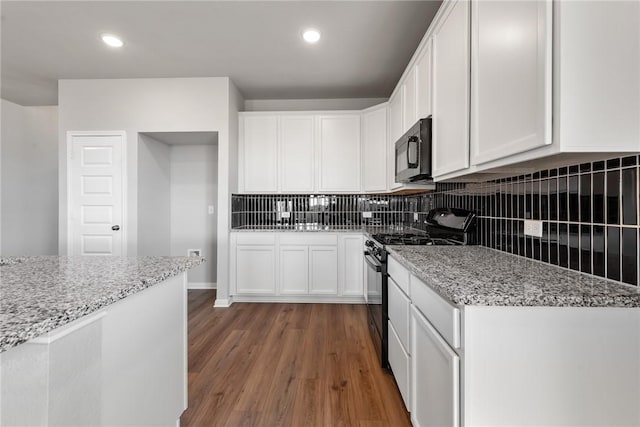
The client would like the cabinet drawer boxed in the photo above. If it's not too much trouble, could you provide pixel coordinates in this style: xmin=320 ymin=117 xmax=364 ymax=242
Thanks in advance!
xmin=388 ymin=277 xmax=411 ymax=352
xmin=235 ymin=233 xmax=276 ymax=245
xmin=410 ymin=275 xmax=460 ymax=349
xmin=388 ymin=256 xmax=410 ymax=295
xmin=388 ymin=322 xmax=411 ymax=412
xmin=279 ymin=233 xmax=338 ymax=246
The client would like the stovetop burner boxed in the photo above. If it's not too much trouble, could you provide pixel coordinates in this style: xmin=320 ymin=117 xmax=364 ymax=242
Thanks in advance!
xmin=370 ymin=232 xmax=463 ymax=246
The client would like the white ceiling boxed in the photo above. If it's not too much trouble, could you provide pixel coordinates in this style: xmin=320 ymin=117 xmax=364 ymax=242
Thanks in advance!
xmin=1 ymin=1 xmax=442 ymax=106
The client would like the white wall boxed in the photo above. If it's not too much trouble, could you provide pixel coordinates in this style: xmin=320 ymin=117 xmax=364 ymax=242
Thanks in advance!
xmin=59 ymin=77 xmax=240 ymax=304
xmin=244 ymin=98 xmax=387 ymax=112
xmin=170 ymin=145 xmax=218 ymax=285
xmin=1 ymin=99 xmax=58 ymax=255
xmin=137 ymin=134 xmax=171 ymax=256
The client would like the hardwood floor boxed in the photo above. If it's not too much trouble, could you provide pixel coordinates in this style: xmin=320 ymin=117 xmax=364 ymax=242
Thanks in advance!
xmin=181 ymin=290 xmax=411 ymax=427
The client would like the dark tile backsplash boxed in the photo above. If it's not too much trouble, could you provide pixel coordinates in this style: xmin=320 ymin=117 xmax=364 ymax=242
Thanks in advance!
xmin=233 ymin=155 xmax=639 ymax=287
xmin=414 ymin=155 xmax=639 ymax=287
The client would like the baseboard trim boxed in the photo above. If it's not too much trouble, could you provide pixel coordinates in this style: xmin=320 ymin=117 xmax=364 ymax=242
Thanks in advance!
xmin=231 ymin=295 xmax=366 ymax=304
xmin=213 ymin=298 xmax=232 ymax=308
xmin=188 ymin=282 xmax=216 ymax=290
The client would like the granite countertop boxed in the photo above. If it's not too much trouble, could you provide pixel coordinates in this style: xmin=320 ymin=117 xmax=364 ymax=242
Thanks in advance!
xmin=231 ymin=225 xmax=421 ymax=233
xmin=386 ymin=246 xmax=640 ymax=308
xmin=0 ymin=255 xmax=204 ymax=353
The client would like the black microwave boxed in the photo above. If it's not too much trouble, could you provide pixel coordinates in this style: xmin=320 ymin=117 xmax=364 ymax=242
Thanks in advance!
xmin=395 ymin=117 xmax=432 ymax=183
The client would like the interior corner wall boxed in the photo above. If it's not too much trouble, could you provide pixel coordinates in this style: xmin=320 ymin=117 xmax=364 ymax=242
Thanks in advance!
xmin=1 ymin=99 xmax=59 ymax=255
xmin=170 ymin=145 xmax=218 ymax=285
xmin=137 ymin=134 xmax=171 ymax=256
xmin=58 ymin=77 xmax=231 ymax=259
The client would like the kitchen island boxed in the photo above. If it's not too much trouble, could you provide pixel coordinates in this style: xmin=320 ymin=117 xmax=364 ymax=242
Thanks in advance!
xmin=0 ymin=255 xmax=203 ymax=426
xmin=383 ymin=245 xmax=640 ymax=426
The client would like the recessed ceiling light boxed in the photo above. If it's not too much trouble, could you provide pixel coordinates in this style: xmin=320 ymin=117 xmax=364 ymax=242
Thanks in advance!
xmin=101 ymin=33 xmax=124 ymax=48
xmin=303 ymin=29 xmax=321 ymax=44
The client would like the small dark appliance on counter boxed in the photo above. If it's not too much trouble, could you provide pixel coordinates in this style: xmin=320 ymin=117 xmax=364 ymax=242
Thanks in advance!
xmin=364 ymin=208 xmax=476 ymax=369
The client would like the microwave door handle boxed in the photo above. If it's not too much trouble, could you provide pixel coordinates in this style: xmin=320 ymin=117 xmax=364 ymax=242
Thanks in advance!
xmin=407 ymin=136 xmax=419 ymax=168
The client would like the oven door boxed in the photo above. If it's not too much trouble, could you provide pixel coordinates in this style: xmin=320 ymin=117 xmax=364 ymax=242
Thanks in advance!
xmin=364 ymin=250 xmax=389 ymax=369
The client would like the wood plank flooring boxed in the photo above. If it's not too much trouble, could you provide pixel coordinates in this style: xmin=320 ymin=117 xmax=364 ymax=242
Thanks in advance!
xmin=181 ymin=290 xmax=411 ymax=427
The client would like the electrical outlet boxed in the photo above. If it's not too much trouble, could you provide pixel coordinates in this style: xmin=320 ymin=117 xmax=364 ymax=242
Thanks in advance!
xmin=362 ymin=211 xmax=372 ymax=218
xmin=187 ymin=249 xmax=201 ymax=257
xmin=413 ymin=212 xmax=419 ymax=221
xmin=208 ymin=205 xmax=215 ymax=215
xmin=524 ymin=220 xmax=543 ymax=238
xmin=281 ymin=211 xmax=291 ymax=218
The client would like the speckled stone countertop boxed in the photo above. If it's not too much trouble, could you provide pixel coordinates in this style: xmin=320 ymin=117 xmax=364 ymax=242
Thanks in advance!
xmin=386 ymin=246 xmax=640 ymax=308
xmin=0 ymin=256 xmax=204 ymax=353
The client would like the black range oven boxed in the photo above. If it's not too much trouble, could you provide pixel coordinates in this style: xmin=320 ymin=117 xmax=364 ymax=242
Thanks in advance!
xmin=364 ymin=208 xmax=477 ymax=370
xmin=364 ymin=239 xmax=388 ymax=369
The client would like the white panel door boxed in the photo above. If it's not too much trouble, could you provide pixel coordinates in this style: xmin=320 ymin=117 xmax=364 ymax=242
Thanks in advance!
xmin=362 ymin=106 xmax=388 ymax=193
xmin=339 ymin=234 xmax=363 ymax=296
xmin=236 ymin=246 xmax=276 ymax=294
xmin=279 ymin=116 xmax=314 ymax=192
xmin=410 ymin=305 xmax=460 ymax=427
xmin=471 ymin=0 xmax=552 ymax=165
xmin=388 ymin=90 xmax=404 ymax=190
xmin=69 ymin=133 xmax=124 ymax=256
xmin=416 ymin=39 xmax=433 ymax=120
xmin=279 ymin=246 xmax=309 ymax=295
xmin=317 ymin=115 xmax=361 ymax=192
xmin=241 ymin=115 xmax=278 ymax=192
xmin=309 ymin=246 xmax=338 ymax=295
xmin=432 ymin=0 xmax=471 ymax=177
xmin=403 ymin=66 xmax=417 ymax=132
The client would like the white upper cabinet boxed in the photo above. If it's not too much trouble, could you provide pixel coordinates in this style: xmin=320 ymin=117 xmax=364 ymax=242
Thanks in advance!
xmin=431 ymin=0 xmax=471 ymax=178
xmin=241 ymin=116 xmax=278 ymax=192
xmin=279 ymin=115 xmax=315 ymax=192
xmin=416 ymin=39 xmax=433 ymax=120
xmin=403 ymin=66 xmax=418 ymax=131
xmin=362 ymin=104 xmax=388 ymax=193
xmin=470 ymin=0 xmax=552 ymax=165
xmin=316 ymin=114 xmax=361 ymax=192
xmin=388 ymin=90 xmax=404 ymax=190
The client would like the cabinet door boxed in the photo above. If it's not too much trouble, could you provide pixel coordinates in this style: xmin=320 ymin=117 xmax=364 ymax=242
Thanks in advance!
xmin=410 ymin=305 xmax=460 ymax=427
xmin=388 ymin=278 xmax=410 ymax=351
xmin=416 ymin=39 xmax=433 ymax=120
xmin=317 ymin=115 xmax=361 ymax=192
xmin=432 ymin=0 xmax=470 ymax=177
xmin=403 ymin=66 xmax=417 ymax=132
xmin=241 ymin=116 xmax=278 ymax=192
xmin=280 ymin=116 xmax=315 ymax=192
xmin=339 ymin=234 xmax=363 ymax=296
xmin=470 ymin=1 xmax=552 ymax=165
xmin=389 ymin=321 xmax=411 ymax=412
xmin=362 ymin=107 xmax=388 ymax=193
xmin=309 ymin=246 xmax=338 ymax=295
xmin=236 ymin=246 xmax=276 ymax=294
xmin=388 ymin=90 xmax=404 ymax=190
xmin=279 ymin=245 xmax=309 ymax=294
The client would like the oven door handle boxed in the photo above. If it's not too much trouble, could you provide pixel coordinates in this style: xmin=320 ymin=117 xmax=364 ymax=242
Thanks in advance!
xmin=364 ymin=252 xmax=382 ymax=272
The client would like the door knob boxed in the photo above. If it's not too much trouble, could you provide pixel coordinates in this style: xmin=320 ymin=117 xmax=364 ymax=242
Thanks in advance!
xmin=112 ymin=225 xmax=120 ymax=231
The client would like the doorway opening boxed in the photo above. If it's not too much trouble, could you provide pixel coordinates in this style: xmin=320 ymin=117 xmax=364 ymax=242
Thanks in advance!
xmin=138 ymin=131 xmax=219 ymax=289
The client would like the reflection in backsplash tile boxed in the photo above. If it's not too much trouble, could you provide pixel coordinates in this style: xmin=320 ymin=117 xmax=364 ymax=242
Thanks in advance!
xmin=232 ymin=155 xmax=639 ymax=287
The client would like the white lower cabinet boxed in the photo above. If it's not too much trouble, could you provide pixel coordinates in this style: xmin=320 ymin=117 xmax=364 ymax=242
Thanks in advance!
xmin=279 ymin=246 xmax=309 ymax=295
xmin=388 ymin=254 xmax=640 ymax=426
xmin=410 ymin=304 xmax=460 ymax=427
xmin=388 ymin=321 xmax=411 ymax=412
xmin=309 ymin=246 xmax=338 ymax=295
xmin=236 ymin=245 xmax=277 ymax=294
xmin=231 ymin=232 xmax=363 ymax=302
